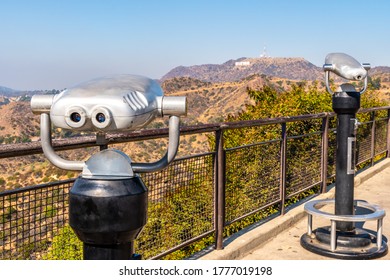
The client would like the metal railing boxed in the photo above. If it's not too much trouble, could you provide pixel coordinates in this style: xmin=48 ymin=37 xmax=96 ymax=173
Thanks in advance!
xmin=1 ymin=106 xmax=390 ymax=259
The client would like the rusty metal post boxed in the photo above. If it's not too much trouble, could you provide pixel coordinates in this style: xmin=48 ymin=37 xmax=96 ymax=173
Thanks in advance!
xmin=321 ymin=115 xmax=330 ymax=193
xmin=370 ymin=111 xmax=376 ymax=166
xmin=279 ymin=123 xmax=287 ymax=215
xmin=387 ymin=109 xmax=390 ymax=158
xmin=214 ymin=128 xmax=225 ymax=250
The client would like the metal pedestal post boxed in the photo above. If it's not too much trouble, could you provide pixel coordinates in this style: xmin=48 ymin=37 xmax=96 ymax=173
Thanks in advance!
xmin=301 ymin=88 xmax=388 ymax=259
xmin=83 ymin=243 xmax=135 ymax=260
xmin=69 ymin=176 xmax=147 ymax=260
xmin=333 ymin=91 xmax=359 ymax=232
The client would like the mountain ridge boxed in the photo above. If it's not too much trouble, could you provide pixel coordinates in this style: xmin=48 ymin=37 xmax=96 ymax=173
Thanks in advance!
xmin=161 ymin=57 xmax=323 ymax=83
xmin=0 ymin=86 xmax=19 ymax=96
xmin=161 ymin=57 xmax=390 ymax=84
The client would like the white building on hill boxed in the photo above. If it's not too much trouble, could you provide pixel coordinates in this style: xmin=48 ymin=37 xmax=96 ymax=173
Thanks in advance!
xmin=235 ymin=61 xmax=251 ymax=67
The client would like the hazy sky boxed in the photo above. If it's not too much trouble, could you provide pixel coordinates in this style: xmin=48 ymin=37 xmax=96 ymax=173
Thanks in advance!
xmin=1 ymin=0 xmax=389 ymax=90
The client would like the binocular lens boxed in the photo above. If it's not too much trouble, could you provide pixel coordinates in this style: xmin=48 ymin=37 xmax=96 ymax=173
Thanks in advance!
xmin=70 ymin=112 xmax=82 ymax=123
xmin=96 ymin=113 xmax=106 ymax=123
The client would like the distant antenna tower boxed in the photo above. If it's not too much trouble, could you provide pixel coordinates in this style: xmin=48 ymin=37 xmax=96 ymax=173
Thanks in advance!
xmin=260 ymin=45 xmax=269 ymax=58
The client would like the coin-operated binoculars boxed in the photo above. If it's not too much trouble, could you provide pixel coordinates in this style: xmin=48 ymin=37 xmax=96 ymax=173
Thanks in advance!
xmin=300 ymin=53 xmax=387 ymax=259
xmin=31 ymin=75 xmax=187 ymax=259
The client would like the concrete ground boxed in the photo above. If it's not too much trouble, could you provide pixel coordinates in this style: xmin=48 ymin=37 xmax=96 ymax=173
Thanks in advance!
xmin=200 ymin=159 xmax=390 ymax=260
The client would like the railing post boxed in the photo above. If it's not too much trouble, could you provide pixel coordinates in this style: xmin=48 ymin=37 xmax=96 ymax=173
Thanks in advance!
xmin=280 ymin=123 xmax=287 ymax=215
xmin=214 ymin=128 xmax=225 ymax=250
xmin=387 ymin=109 xmax=390 ymax=158
xmin=321 ymin=115 xmax=330 ymax=193
xmin=370 ymin=111 xmax=376 ymax=166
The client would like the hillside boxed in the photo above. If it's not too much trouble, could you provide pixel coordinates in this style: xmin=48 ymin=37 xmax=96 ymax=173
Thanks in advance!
xmin=162 ymin=76 xmax=252 ymax=124
xmin=0 ymin=88 xmax=59 ymax=98
xmin=369 ymin=66 xmax=390 ymax=76
xmin=0 ymin=101 xmax=40 ymax=143
xmin=0 ymin=86 xmax=18 ymax=96
xmin=161 ymin=75 xmax=314 ymax=124
xmin=161 ymin=57 xmax=323 ymax=83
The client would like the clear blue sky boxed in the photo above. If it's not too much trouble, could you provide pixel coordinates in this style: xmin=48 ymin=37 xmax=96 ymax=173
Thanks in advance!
xmin=1 ymin=0 xmax=389 ymax=90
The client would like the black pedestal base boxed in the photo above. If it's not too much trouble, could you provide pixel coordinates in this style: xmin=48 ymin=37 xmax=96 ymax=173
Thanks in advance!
xmin=83 ymin=243 xmax=141 ymax=260
xmin=301 ymin=227 xmax=388 ymax=259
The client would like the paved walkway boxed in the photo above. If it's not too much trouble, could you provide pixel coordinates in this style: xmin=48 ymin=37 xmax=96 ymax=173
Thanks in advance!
xmin=200 ymin=159 xmax=390 ymax=260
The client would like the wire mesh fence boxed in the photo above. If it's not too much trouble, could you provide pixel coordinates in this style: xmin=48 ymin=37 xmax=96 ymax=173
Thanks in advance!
xmin=357 ymin=120 xmax=374 ymax=165
xmin=1 ymin=107 xmax=389 ymax=259
xmin=285 ymin=132 xmax=322 ymax=197
xmin=225 ymin=140 xmax=281 ymax=224
xmin=374 ymin=117 xmax=388 ymax=156
xmin=0 ymin=180 xmax=72 ymax=259
xmin=137 ymin=153 xmax=215 ymax=259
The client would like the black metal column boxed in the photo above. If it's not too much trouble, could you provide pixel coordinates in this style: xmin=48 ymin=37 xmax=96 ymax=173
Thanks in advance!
xmin=69 ymin=176 xmax=147 ymax=260
xmin=83 ymin=243 xmax=133 ymax=260
xmin=332 ymin=91 xmax=360 ymax=231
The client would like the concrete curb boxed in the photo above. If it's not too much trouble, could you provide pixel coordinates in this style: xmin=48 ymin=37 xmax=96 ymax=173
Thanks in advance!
xmin=199 ymin=158 xmax=390 ymax=260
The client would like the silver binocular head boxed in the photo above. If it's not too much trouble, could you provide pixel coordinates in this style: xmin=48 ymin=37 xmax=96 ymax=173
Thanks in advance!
xmin=324 ymin=53 xmax=370 ymax=81
xmin=30 ymin=74 xmax=187 ymax=173
xmin=323 ymin=53 xmax=371 ymax=95
xmin=31 ymin=74 xmax=187 ymax=132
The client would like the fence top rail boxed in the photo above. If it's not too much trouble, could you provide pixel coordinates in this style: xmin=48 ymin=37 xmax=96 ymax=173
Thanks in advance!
xmin=1 ymin=106 xmax=389 ymax=159
xmin=359 ymin=106 xmax=390 ymax=113
xmin=0 ymin=178 xmax=76 ymax=197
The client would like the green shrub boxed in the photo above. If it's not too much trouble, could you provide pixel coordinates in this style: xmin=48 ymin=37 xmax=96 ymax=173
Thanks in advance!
xmin=42 ymin=225 xmax=82 ymax=260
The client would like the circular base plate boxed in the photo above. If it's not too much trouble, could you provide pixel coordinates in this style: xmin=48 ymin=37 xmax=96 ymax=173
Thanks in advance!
xmin=315 ymin=227 xmax=372 ymax=248
xmin=301 ymin=227 xmax=388 ymax=259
